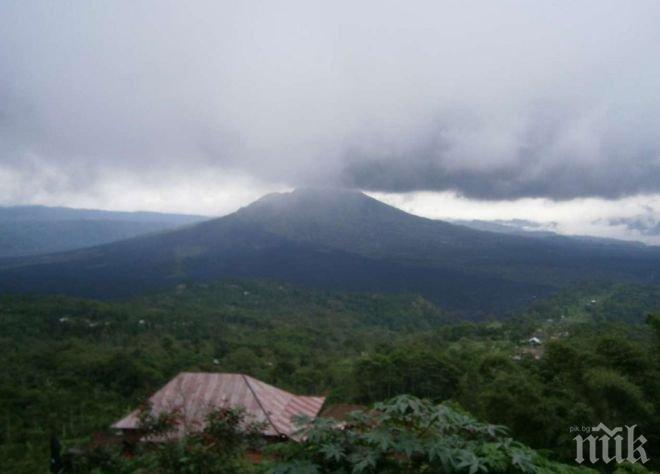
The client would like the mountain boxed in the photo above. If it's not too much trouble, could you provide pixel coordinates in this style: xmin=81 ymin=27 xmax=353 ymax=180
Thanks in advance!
xmin=0 ymin=205 xmax=207 ymax=258
xmin=1 ymin=188 xmax=659 ymax=316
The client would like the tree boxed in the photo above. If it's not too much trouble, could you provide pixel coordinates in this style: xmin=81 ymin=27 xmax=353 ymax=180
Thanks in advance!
xmin=267 ymin=395 xmax=594 ymax=473
xmin=76 ymin=405 xmax=265 ymax=473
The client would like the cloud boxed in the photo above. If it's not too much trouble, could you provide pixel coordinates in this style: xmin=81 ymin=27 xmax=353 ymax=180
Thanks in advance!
xmin=608 ymin=216 xmax=660 ymax=236
xmin=370 ymin=190 xmax=660 ymax=245
xmin=339 ymin=98 xmax=660 ymax=199
xmin=1 ymin=0 xmax=660 ymax=203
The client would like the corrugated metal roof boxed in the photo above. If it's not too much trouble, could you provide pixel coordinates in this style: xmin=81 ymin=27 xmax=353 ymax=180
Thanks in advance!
xmin=112 ymin=372 xmax=325 ymax=439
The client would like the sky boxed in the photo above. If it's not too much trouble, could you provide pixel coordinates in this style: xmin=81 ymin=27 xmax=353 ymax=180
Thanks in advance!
xmin=2 ymin=1 xmax=660 ymax=243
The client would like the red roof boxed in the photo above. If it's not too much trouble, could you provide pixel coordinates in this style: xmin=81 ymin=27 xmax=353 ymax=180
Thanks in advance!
xmin=112 ymin=372 xmax=325 ymax=439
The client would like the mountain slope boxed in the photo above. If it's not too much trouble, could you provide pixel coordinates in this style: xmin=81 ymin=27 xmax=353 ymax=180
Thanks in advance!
xmin=1 ymin=189 xmax=659 ymax=315
xmin=0 ymin=205 xmax=207 ymax=258
xmin=231 ymin=189 xmax=660 ymax=284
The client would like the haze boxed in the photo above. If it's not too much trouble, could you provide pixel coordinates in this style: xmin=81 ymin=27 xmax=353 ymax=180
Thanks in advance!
xmin=2 ymin=1 xmax=660 ymax=243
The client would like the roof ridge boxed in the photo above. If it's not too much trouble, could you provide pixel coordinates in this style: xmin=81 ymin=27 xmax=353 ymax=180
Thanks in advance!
xmin=242 ymin=374 xmax=282 ymax=436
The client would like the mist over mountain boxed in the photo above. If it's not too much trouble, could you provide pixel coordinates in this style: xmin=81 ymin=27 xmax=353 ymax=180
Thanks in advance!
xmin=451 ymin=218 xmax=648 ymax=248
xmin=0 ymin=205 xmax=206 ymax=258
xmin=1 ymin=189 xmax=659 ymax=316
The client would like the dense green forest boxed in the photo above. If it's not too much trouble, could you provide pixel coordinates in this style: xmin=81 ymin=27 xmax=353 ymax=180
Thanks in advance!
xmin=1 ymin=280 xmax=658 ymax=472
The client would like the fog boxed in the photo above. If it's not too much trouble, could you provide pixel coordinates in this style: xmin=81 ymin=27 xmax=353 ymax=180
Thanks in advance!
xmin=2 ymin=1 xmax=660 ymax=241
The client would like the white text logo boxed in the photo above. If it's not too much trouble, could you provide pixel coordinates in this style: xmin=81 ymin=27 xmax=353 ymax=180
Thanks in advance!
xmin=573 ymin=423 xmax=648 ymax=465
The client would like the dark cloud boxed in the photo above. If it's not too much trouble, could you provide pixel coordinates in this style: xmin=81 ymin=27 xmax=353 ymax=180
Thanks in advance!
xmin=339 ymin=104 xmax=660 ymax=199
xmin=1 ymin=1 xmax=660 ymax=202
xmin=609 ymin=216 xmax=660 ymax=236
xmin=339 ymin=139 xmax=660 ymax=200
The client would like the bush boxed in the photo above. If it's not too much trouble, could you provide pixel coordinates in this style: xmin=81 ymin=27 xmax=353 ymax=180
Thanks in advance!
xmin=265 ymin=395 xmax=594 ymax=473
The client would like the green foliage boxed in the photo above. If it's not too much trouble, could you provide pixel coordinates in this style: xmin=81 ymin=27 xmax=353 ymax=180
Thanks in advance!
xmin=583 ymin=368 xmax=652 ymax=421
xmin=523 ymin=282 xmax=660 ymax=325
xmin=76 ymin=405 xmax=264 ymax=473
xmin=266 ymin=395 xmax=594 ymax=473
xmin=1 ymin=279 xmax=659 ymax=472
xmin=0 ymin=281 xmax=449 ymax=472
xmin=353 ymin=348 xmax=460 ymax=402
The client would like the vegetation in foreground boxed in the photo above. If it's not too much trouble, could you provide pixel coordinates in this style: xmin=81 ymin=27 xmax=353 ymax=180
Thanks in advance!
xmin=76 ymin=396 xmax=596 ymax=473
xmin=0 ymin=280 xmax=658 ymax=472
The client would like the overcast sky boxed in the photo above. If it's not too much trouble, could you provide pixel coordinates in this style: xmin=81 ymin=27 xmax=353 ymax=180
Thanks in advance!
xmin=2 ymin=1 xmax=660 ymax=243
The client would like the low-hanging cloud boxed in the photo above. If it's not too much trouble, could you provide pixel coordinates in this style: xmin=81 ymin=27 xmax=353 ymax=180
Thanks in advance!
xmin=1 ymin=0 xmax=660 ymax=202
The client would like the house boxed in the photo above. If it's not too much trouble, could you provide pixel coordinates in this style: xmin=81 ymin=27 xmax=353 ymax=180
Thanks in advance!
xmin=528 ymin=336 xmax=542 ymax=346
xmin=112 ymin=372 xmax=326 ymax=441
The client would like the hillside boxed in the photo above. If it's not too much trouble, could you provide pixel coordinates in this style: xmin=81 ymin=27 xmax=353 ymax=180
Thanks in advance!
xmin=1 ymin=189 xmax=659 ymax=315
xmin=0 ymin=205 xmax=207 ymax=258
xmin=1 ymin=280 xmax=657 ymax=471
xmin=0 ymin=280 xmax=453 ymax=469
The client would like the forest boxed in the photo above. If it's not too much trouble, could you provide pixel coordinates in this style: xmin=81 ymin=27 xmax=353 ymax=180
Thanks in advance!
xmin=1 ymin=280 xmax=658 ymax=472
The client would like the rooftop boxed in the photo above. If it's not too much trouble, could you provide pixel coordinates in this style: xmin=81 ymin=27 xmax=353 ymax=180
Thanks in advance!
xmin=112 ymin=372 xmax=325 ymax=439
